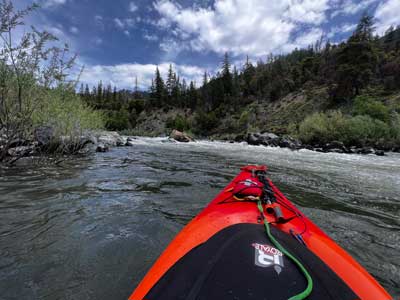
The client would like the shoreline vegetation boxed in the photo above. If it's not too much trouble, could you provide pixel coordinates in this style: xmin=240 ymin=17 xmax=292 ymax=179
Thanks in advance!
xmin=0 ymin=1 xmax=104 ymax=164
xmin=1 ymin=2 xmax=400 ymax=165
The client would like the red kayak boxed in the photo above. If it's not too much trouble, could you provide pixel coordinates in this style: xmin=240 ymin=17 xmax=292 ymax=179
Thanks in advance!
xmin=129 ymin=165 xmax=392 ymax=300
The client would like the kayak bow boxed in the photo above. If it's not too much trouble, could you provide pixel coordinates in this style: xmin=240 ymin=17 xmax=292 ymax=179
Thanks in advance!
xmin=129 ymin=165 xmax=392 ymax=300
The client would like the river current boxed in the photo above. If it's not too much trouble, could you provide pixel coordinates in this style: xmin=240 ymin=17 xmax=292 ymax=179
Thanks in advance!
xmin=0 ymin=137 xmax=399 ymax=299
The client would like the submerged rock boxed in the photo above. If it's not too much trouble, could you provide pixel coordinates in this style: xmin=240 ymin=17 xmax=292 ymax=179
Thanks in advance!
xmin=375 ymin=150 xmax=385 ymax=156
xmin=170 ymin=130 xmax=193 ymax=143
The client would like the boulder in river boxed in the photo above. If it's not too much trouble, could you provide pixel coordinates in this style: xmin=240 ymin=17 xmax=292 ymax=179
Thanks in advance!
xmin=170 ymin=129 xmax=193 ymax=143
xmin=96 ymin=143 xmax=109 ymax=152
xmin=259 ymin=132 xmax=280 ymax=146
xmin=391 ymin=146 xmax=400 ymax=153
xmin=323 ymin=141 xmax=348 ymax=153
xmin=375 ymin=150 xmax=385 ymax=156
xmin=124 ymin=136 xmax=137 ymax=146
xmin=357 ymin=147 xmax=374 ymax=155
xmin=246 ymin=133 xmax=261 ymax=145
xmin=279 ymin=136 xmax=302 ymax=150
xmin=96 ymin=131 xmax=125 ymax=147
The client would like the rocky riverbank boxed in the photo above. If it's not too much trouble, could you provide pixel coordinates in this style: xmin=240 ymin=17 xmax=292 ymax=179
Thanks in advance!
xmin=1 ymin=126 xmax=396 ymax=165
xmin=163 ymin=129 xmax=395 ymax=156
xmin=0 ymin=127 xmax=137 ymax=165
xmin=227 ymin=132 xmax=397 ymax=156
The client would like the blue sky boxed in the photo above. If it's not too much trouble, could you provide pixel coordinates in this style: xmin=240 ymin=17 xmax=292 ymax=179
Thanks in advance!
xmin=15 ymin=0 xmax=400 ymax=90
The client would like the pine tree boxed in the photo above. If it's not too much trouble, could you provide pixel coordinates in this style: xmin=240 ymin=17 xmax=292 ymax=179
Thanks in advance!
xmin=171 ymin=73 xmax=180 ymax=106
xmin=134 ymin=76 xmax=140 ymax=98
xmin=180 ymin=78 xmax=187 ymax=107
xmin=335 ymin=12 xmax=378 ymax=99
xmin=200 ymin=71 xmax=209 ymax=109
xmin=242 ymin=56 xmax=255 ymax=96
xmin=181 ymin=78 xmax=187 ymax=93
xmin=79 ymin=83 xmax=84 ymax=95
xmin=113 ymin=86 xmax=117 ymax=103
xmin=96 ymin=81 xmax=103 ymax=105
xmin=166 ymin=64 xmax=175 ymax=97
xmin=221 ymin=52 xmax=233 ymax=95
xmin=84 ymin=84 xmax=90 ymax=96
xmin=188 ymin=81 xmax=198 ymax=109
xmin=154 ymin=67 xmax=165 ymax=106
xmin=148 ymin=79 xmax=156 ymax=104
xmin=105 ymin=84 xmax=112 ymax=109
xmin=232 ymin=65 xmax=240 ymax=98
xmin=91 ymin=86 xmax=98 ymax=108
xmin=351 ymin=12 xmax=375 ymax=43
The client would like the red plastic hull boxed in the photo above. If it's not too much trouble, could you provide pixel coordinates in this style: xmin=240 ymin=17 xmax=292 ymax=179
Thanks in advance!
xmin=129 ymin=165 xmax=392 ymax=300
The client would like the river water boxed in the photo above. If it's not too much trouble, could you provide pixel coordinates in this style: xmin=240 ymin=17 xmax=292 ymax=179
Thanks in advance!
xmin=0 ymin=138 xmax=399 ymax=299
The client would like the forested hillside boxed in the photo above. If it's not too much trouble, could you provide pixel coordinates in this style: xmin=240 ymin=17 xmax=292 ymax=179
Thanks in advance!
xmin=82 ymin=14 xmax=400 ymax=149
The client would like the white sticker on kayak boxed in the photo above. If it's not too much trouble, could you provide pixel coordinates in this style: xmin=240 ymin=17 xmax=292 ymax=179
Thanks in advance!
xmin=252 ymin=243 xmax=284 ymax=274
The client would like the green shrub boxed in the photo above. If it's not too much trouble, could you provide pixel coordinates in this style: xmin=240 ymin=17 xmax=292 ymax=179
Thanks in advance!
xmin=32 ymin=87 xmax=104 ymax=136
xmin=165 ymin=115 xmax=191 ymax=132
xmin=297 ymin=110 xmax=391 ymax=146
xmin=353 ymin=96 xmax=390 ymax=122
xmin=105 ymin=109 xmax=130 ymax=131
xmin=297 ymin=112 xmax=330 ymax=144
xmin=325 ymin=110 xmax=348 ymax=141
xmin=194 ymin=110 xmax=218 ymax=135
xmin=344 ymin=115 xmax=390 ymax=145
xmin=286 ymin=122 xmax=298 ymax=136
xmin=390 ymin=112 xmax=400 ymax=143
xmin=239 ymin=110 xmax=250 ymax=128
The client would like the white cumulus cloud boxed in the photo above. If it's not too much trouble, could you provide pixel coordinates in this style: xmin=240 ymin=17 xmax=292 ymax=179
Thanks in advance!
xmin=375 ymin=0 xmax=400 ymax=34
xmin=283 ymin=27 xmax=324 ymax=52
xmin=153 ymin=0 xmax=331 ymax=57
xmin=330 ymin=0 xmax=378 ymax=18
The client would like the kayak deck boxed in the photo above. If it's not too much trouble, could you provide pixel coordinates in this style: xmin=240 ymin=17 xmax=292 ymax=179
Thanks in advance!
xmin=129 ymin=165 xmax=392 ymax=300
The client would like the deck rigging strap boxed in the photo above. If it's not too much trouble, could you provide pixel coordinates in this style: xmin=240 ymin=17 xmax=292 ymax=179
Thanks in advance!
xmin=257 ymin=200 xmax=313 ymax=300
